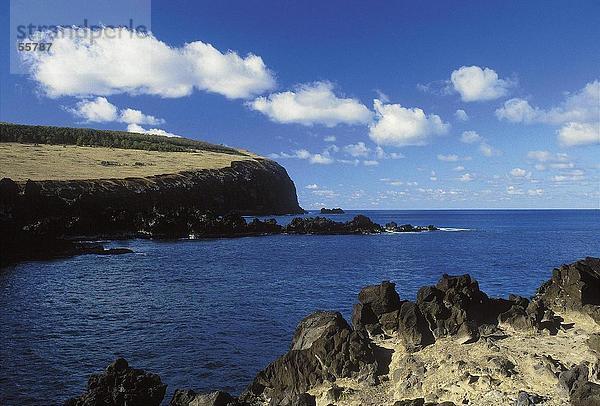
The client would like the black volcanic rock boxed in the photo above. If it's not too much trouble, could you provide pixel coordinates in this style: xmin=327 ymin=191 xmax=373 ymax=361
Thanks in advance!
xmin=320 ymin=207 xmax=345 ymax=214
xmin=241 ymin=311 xmax=378 ymax=405
xmin=570 ymin=382 xmax=600 ymax=406
xmin=64 ymin=358 xmax=166 ymax=406
xmin=1 ymin=158 xmax=302 ymax=265
xmin=169 ymin=389 xmax=238 ymax=406
xmin=536 ymin=257 xmax=600 ymax=323
xmin=284 ymin=215 xmax=382 ymax=235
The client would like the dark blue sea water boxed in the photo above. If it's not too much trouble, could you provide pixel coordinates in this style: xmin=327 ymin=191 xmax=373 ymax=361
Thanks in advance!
xmin=1 ymin=210 xmax=599 ymax=405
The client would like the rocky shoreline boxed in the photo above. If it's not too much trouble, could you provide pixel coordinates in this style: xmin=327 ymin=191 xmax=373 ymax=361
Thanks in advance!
xmin=65 ymin=257 xmax=600 ymax=406
xmin=0 ymin=210 xmax=439 ymax=266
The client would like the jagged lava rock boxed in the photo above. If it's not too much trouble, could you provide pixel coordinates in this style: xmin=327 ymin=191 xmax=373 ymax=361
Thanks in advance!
xmin=169 ymin=389 xmax=238 ymax=406
xmin=64 ymin=357 xmax=166 ymax=406
xmin=536 ymin=257 xmax=600 ymax=323
xmin=241 ymin=311 xmax=378 ymax=405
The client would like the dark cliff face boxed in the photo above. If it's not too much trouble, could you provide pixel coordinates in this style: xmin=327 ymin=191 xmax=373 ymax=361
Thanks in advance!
xmin=17 ymin=158 xmax=302 ymax=217
xmin=0 ymin=158 xmax=302 ymax=263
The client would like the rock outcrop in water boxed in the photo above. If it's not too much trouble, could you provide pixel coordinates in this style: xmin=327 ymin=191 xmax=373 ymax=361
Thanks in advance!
xmin=64 ymin=358 xmax=166 ymax=406
xmin=66 ymin=258 xmax=600 ymax=405
xmin=320 ymin=208 xmax=345 ymax=214
xmin=284 ymin=215 xmax=382 ymax=235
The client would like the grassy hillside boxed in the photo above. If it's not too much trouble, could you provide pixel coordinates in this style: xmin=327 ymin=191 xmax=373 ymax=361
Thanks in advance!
xmin=0 ymin=143 xmax=257 ymax=181
xmin=0 ymin=122 xmax=245 ymax=155
xmin=0 ymin=123 xmax=262 ymax=181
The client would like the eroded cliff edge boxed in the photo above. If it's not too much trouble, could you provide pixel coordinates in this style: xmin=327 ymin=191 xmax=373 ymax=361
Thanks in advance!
xmin=0 ymin=158 xmax=303 ymax=264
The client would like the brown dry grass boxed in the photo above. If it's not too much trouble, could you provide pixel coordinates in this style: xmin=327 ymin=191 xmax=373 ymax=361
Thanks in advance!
xmin=0 ymin=143 xmax=258 ymax=181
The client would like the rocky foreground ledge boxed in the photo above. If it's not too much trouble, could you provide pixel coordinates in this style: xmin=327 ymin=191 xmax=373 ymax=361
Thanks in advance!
xmin=65 ymin=257 xmax=600 ymax=406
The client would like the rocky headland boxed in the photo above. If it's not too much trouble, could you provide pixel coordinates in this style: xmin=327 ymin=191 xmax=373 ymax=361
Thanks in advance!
xmin=66 ymin=257 xmax=600 ymax=406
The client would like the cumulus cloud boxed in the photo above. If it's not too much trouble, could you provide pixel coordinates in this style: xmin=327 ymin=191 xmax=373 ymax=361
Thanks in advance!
xmin=460 ymin=130 xmax=481 ymax=144
xmin=558 ymin=122 xmax=599 ymax=147
xmin=479 ymin=142 xmax=500 ymax=157
xmin=344 ymin=142 xmax=370 ymax=157
xmin=127 ymin=123 xmax=180 ymax=137
xmin=450 ymin=66 xmax=513 ymax=102
xmin=23 ymin=27 xmax=275 ymax=99
xmin=437 ymin=154 xmax=459 ymax=162
xmin=369 ymin=99 xmax=449 ymax=147
xmin=68 ymin=97 xmax=118 ymax=122
xmin=506 ymin=186 xmax=524 ymax=195
xmin=119 ymin=108 xmax=165 ymax=125
xmin=248 ymin=81 xmax=372 ymax=127
xmin=375 ymin=146 xmax=404 ymax=160
xmin=458 ymin=173 xmax=475 ymax=182
xmin=510 ymin=168 xmax=530 ymax=178
xmin=363 ymin=160 xmax=379 ymax=166
xmin=527 ymin=188 xmax=544 ymax=196
xmin=324 ymin=135 xmax=337 ymax=142
xmin=551 ymin=169 xmax=585 ymax=182
xmin=67 ymin=97 xmax=176 ymax=136
xmin=496 ymin=80 xmax=600 ymax=146
xmin=455 ymin=109 xmax=469 ymax=121
xmin=270 ymin=148 xmax=334 ymax=165
xmin=305 ymin=184 xmax=319 ymax=189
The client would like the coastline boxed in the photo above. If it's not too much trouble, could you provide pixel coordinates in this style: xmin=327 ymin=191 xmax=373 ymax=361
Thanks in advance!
xmin=64 ymin=257 xmax=600 ymax=406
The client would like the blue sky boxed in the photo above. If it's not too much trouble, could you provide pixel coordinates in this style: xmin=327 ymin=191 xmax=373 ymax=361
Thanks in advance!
xmin=1 ymin=1 xmax=598 ymax=209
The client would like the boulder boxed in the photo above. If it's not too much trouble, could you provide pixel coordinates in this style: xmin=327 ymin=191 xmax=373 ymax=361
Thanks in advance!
xmin=64 ymin=358 xmax=167 ymax=406
xmin=558 ymin=363 xmax=589 ymax=396
xmin=169 ymin=389 xmax=237 ymax=406
xmin=513 ymin=391 xmax=545 ymax=406
xmin=397 ymin=302 xmax=435 ymax=351
xmin=241 ymin=311 xmax=378 ymax=405
xmin=570 ymin=382 xmax=600 ymax=406
xmin=352 ymin=281 xmax=402 ymax=333
xmin=536 ymin=257 xmax=600 ymax=323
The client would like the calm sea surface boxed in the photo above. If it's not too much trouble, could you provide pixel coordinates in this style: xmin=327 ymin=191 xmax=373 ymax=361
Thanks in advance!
xmin=1 ymin=210 xmax=599 ymax=405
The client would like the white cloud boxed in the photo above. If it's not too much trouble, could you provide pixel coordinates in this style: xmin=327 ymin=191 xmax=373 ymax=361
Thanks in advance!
xmin=69 ymin=97 xmax=118 ymax=122
xmin=344 ymin=142 xmax=370 ymax=157
xmin=375 ymin=146 xmax=404 ymax=160
xmin=527 ymin=188 xmax=544 ymax=196
xmin=324 ymin=135 xmax=337 ymax=142
xmin=450 ymin=66 xmax=513 ymax=102
xmin=506 ymin=186 xmax=524 ymax=195
xmin=363 ymin=160 xmax=379 ymax=166
xmin=458 ymin=173 xmax=475 ymax=182
xmin=127 ymin=123 xmax=180 ymax=137
xmin=119 ymin=108 xmax=165 ymax=125
xmin=558 ymin=122 xmax=599 ymax=147
xmin=369 ymin=99 xmax=449 ymax=147
xmin=375 ymin=89 xmax=390 ymax=103
xmin=430 ymin=170 xmax=437 ymax=181
xmin=510 ymin=168 xmax=530 ymax=178
xmin=249 ymin=81 xmax=372 ymax=127
xmin=460 ymin=130 xmax=481 ymax=144
xmin=496 ymin=80 xmax=600 ymax=146
xmin=551 ymin=169 xmax=585 ymax=182
xmin=271 ymin=148 xmax=334 ymax=165
xmin=479 ymin=142 xmax=500 ymax=157
xmin=453 ymin=165 xmax=465 ymax=172
xmin=437 ymin=154 xmax=459 ymax=162
xmin=305 ymin=184 xmax=319 ymax=190
xmin=311 ymin=189 xmax=338 ymax=199
xmin=23 ymin=28 xmax=275 ymax=100
xmin=527 ymin=150 xmax=569 ymax=163
xmin=455 ymin=109 xmax=469 ymax=121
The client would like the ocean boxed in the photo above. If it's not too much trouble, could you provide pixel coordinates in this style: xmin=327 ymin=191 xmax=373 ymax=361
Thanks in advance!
xmin=1 ymin=209 xmax=598 ymax=405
